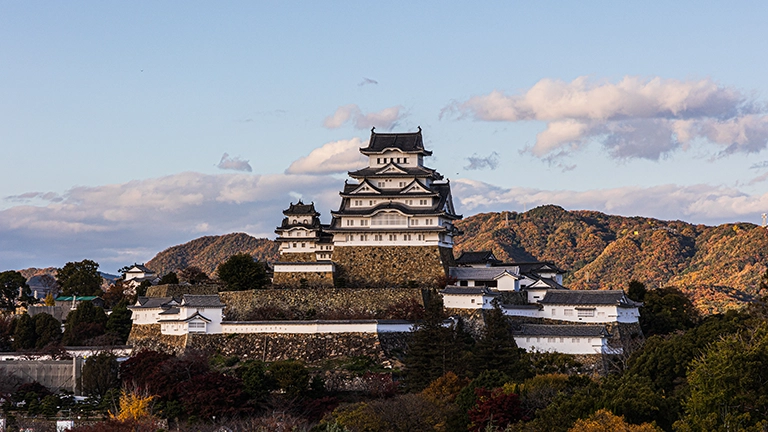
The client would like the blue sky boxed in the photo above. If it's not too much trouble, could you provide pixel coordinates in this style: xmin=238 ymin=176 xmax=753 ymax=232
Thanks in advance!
xmin=3 ymin=2 xmax=768 ymax=272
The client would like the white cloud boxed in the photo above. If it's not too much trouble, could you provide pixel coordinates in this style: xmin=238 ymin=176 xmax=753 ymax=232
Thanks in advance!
xmin=216 ymin=153 xmax=253 ymax=172
xmin=444 ymin=76 xmax=768 ymax=160
xmin=323 ymin=104 xmax=405 ymax=130
xmin=452 ymin=178 xmax=768 ymax=225
xmin=0 ymin=172 xmax=340 ymax=271
xmin=285 ymin=138 xmax=367 ymax=175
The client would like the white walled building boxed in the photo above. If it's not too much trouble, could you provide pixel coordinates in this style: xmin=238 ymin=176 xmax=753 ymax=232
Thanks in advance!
xmin=129 ymin=295 xmax=224 ymax=335
xmin=513 ymin=324 xmax=616 ymax=355
xmin=275 ymin=201 xmax=335 ymax=260
xmin=537 ymin=290 xmax=641 ymax=324
xmin=441 ymin=287 xmax=499 ymax=309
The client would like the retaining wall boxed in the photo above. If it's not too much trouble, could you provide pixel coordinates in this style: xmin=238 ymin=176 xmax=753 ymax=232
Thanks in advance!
xmin=331 ymin=246 xmax=455 ymax=288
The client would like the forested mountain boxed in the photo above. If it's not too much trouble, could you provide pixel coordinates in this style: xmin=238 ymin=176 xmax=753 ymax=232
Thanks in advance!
xmin=145 ymin=232 xmax=279 ymax=277
xmin=454 ymin=205 xmax=768 ymax=313
xmin=143 ymin=206 xmax=768 ymax=313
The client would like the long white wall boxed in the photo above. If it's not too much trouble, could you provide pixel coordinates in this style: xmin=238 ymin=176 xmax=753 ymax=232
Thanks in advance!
xmin=221 ymin=321 xmax=413 ymax=334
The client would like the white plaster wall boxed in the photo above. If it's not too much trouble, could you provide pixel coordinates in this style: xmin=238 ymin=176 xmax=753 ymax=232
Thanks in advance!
xmin=502 ymin=307 xmax=542 ymax=318
xmin=616 ymin=307 xmax=640 ymax=323
xmin=273 ymin=263 xmax=335 ymax=273
xmin=542 ymin=305 xmax=622 ymax=323
xmin=527 ymin=289 xmax=549 ymax=303
xmin=514 ymin=335 xmax=609 ymax=355
xmin=131 ymin=308 xmax=166 ymax=325
xmin=442 ymin=294 xmax=485 ymax=309
xmin=160 ymin=322 xmax=187 ymax=336
xmin=222 ymin=322 xmax=385 ymax=334
xmin=496 ymin=275 xmax=519 ymax=292
xmin=377 ymin=323 xmax=414 ymax=333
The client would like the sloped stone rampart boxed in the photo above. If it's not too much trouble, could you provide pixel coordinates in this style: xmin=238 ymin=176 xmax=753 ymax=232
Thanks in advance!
xmin=220 ymin=288 xmax=426 ymax=321
xmin=127 ymin=324 xmax=187 ymax=355
xmin=272 ymin=271 xmax=334 ymax=288
xmin=145 ymin=284 xmax=218 ymax=298
xmin=278 ymin=252 xmax=316 ymax=262
xmin=332 ymin=246 xmax=454 ymax=288
xmin=185 ymin=332 xmax=398 ymax=365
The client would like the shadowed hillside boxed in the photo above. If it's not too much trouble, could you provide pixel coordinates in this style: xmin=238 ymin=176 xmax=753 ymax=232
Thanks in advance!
xmin=145 ymin=233 xmax=279 ymax=276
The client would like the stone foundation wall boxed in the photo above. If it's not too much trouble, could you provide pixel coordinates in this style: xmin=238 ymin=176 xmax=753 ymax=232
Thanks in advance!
xmin=220 ymin=288 xmax=426 ymax=321
xmin=145 ymin=284 xmax=218 ymax=298
xmin=126 ymin=324 xmax=187 ymax=355
xmin=332 ymin=246 xmax=454 ymax=288
xmin=278 ymin=252 xmax=316 ymax=262
xmin=272 ymin=271 xmax=334 ymax=289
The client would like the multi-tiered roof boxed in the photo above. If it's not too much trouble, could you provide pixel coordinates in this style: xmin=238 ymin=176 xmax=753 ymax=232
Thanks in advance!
xmin=326 ymin=127 xmax=462 ymax=247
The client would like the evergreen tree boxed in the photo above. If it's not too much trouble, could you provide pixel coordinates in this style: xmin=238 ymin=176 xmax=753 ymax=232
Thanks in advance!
xmin=404 ymin=290 xmax=469 ymax=391
xmin=471 ymin=302 xmax=530 ymax=381
xmin=0 ymin=270 xmax=33 ymax=310
xmin=216 ymin=253 xmax=269 ymax=291
xmin=62 ymin=301 xmax=108 ymax=346
xmin=12 ymin=313 xmax=36 ymax=350
xmin=32 ymin=313 xmax=62 ymax=349
xmin=82 ymin=353 xmax=120 ymax=398
xmin=158 ymin=272 xmax=179 ymax=285
xmin=105 ymin=300 xmax=133 ymax=344
xmin=57 ymin=260 xmax=103 ymax=296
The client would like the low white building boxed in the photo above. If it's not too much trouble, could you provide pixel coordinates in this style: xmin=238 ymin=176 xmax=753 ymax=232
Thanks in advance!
xmin=440 ymin=286 xmax=498 ymax=309
xmin=448 ymin=267 xmax=521 ymax=291
xmin=129 ymin=295 xmax=225 ymax=335
xmin=513 ymin=324 xmax=617 ymax=355
xmin=537 ymin=290 xmax=641 ymax=324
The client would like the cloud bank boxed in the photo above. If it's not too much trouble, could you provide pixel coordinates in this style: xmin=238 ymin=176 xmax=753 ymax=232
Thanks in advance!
xmin=0 ymin=172 xmax=340 ymax=271
xmin=285 ymin=138 xmax=367 ymax=175
xmin=453 ymin=178 xmax=768 ymax=224
xmin=444 ymin=76 xmax=768 ymax=160
xmin=323 ymin=104 xmax=405 ymax=130
xmin=217 ymin=153 xmax=253 ymax=172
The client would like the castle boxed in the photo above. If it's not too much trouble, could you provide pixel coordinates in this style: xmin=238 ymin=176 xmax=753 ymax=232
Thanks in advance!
xmin=128 ymin=128 xmax=642 ymax=361
xmin=272 ymin=127 xmax=460 ymax=288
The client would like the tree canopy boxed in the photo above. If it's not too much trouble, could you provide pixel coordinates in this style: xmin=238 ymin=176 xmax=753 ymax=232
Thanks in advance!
xmin=57 ymin=260 xmax=103 ymax=297
xmin=0 ymin=270 xmax=33 ymax=310
xmin=216 ymin=253 xmax=269 ymax=291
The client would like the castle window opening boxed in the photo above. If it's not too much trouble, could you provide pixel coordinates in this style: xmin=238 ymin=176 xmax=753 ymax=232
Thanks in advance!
xmin=303 ymin=219 xmax=308 ymax=224
xmin=361 ymin=219 xmax=368 ymax=226
xmin=378 ymin=182 xmax=384 ymax=187
xmin=399 ymin=182 xmax=405 ymax=187
xmin=292 ymin=243 xmax=297 ymax=248
xmin=564 ymin=309 xmax=574 ymax=316
xmin=369 ymin=200 xmax=374 ymax=205
xmin=301 ymin=243 xmax=306 ymax=247
xmin=372 ymin=213 xmax=407 ymax=226
xmin=346 ymin=220 xmax=354 ymax=226
xmin=404 ymin=158 xmax=408 ymax=163
xmin=389 ymin=234 xmax=397 ymax=241
xmin=577 ymin=308 xmax=596 ymax=317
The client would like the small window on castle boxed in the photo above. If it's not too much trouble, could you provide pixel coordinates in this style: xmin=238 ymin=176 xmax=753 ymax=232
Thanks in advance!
xmin=361 ymin=219 xmax=368 ymax=226
xmin=287 ymin=232 xmax=292 ymax=236
xmin=397 ymin=158 xmax=401 ymax=163
xmin=399 ymin=182 xmax=405 ymax=187
xmin=404 ymin=158 xmax=408 ymax=164
xmin=303 ymin=219 xmax=308 ymax=224
xmin=292 ymin=243 xmax=297 ymax=248
xmin=377 ymin=158 xmax=381 ymax=164
xmin=301 ymin=243 xmax=306 ymax=247
xmin=378 ymin=182 xmax=384 ymax=187
xmin=369 ymin=200 xmax=374 ymax=205
xmin=293 ymin=219 xmax=297 ymax=224
xmin=471 ymin=299 xmax=475 ymax=303
xmin=346 ymin=220 xmax=354 ymax=226
xmin=551 ymin=309 xmax=556 ymax=316
xmin=572 ymin=338 xmax=578 ymax=343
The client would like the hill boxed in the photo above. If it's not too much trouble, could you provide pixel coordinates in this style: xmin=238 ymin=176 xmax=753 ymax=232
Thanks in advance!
xmin=453 ymin=205 xmax=768 ymax=313
xmin=145 ymin=232 xmax=279 ymax=276
xmin=143 ymin=207 xmax=768 ymax=313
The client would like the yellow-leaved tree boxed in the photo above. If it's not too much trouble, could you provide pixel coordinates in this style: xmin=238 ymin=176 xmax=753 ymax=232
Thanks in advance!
xmin=112 ymin=389 xmax=155 ymax=422
xmin=568 ymin=409 xmax=662 ymax=432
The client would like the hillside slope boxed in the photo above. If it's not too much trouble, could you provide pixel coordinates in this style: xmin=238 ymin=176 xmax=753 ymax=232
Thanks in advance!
xmin=145 ymin=233 xmax=279 ymax=276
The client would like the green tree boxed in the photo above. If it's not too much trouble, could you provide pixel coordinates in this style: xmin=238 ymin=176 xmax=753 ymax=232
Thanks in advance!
xmin=158 ymin=272 xmax=179 ymax=285
xmin=82 ymin=353 xmax=120 ymax=399
xmin=404 ymin=290 xmax=471 ymax=391
xmin=178 ymin=266 xmax=210 ymax=285
xmin=32 ymin=313 xmax=62 ymax=349
xmin=237 ymin=360 xmax=275 ymax=401
xmin=268 ymin=360 xmax=310 ymax=398
xmin=57 ymin=260 xmax=103 ymax=296
xmin=0 ymin=270 xmax=33 ymax=310
xmin=627 ymin=280 xmax=647 ymax=302
xmin=62 ymin=301 xmax=108 ymax=346
xmin=106 ymin=300 xmax=133 ymax=344
xmin=13 ymin=313 xmax=36 ymax=350
xmin=471 ymin=302 xmax=530 ymax=381
xmin=216 ymin=253 xmax=269 ymax=291
xmin=679 ymin=324 xmax=768 ymax=431
xmin=639 ymin=286 xmax=699 ymax=336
